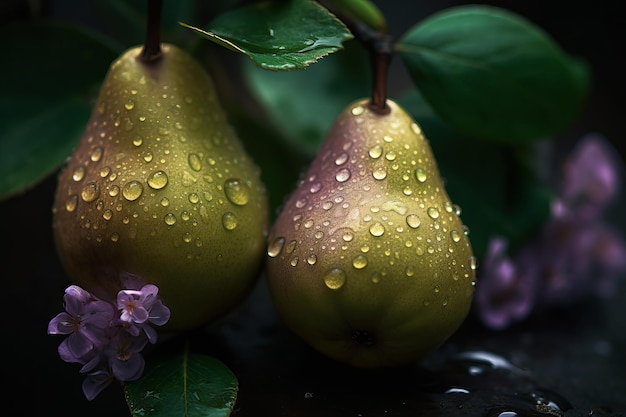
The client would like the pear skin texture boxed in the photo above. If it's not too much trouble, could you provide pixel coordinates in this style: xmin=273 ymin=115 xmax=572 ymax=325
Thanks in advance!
xmin=52 ymin=44 xmax=269 ymax=331
xmin=265 ymin=99 xmax=476 ymax=368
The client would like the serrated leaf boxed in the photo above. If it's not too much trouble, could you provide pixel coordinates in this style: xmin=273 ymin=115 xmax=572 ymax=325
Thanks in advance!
xmin=0 ymin=21 xmax=121 ymax=201
xmin=396 ymin=5 xmax=590 ymax=144
xmin=125 ymin=353 xmax=238 ymax=417
xmin=243 ymin=41 xmax=370 ymax=156
xmin=181 ymin=0 xmax=353 ymax=70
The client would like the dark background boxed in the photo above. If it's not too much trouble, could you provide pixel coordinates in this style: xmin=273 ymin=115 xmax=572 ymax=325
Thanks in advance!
xmin=1 ymin=1 xmax=624 ymax=416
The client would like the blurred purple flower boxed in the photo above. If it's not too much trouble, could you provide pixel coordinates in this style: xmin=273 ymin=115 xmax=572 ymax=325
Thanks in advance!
xmin=48 ymin=280 xmax=171 ymax=400
xmin=476 ymin=134 xmax=626 ymax=329
xmin=475 ymin=237 xmax=539 ymax=330
xmin=557 ymin=133 xmax=621 ymax=220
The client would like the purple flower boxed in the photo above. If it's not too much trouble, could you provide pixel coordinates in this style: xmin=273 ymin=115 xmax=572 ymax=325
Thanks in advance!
xmin=103 ymin=330 xmax=147 ymax=382
xmin=48 ymin=280 xmax=171 ymax=400
xmin=117 ymin=284 xmax=171 ymax=343
xmin=82 ymin=369 xmax=114 ymax=401
xmin=538 ymin=216 xmax=626 ymax=305
xmin=557 ymin=133 xmax=621 ymax=221
xmin=475 ymin=237 xmax=538 ymax=330
xmin=48 ymin=285 xmax=115 ymax=361
xmin=475 ymin=134 xmax=626 ymax=329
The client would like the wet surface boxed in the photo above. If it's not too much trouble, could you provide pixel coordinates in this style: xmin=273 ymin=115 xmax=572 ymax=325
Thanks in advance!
xmin=3 ymin=177 xmax=624 ymax=416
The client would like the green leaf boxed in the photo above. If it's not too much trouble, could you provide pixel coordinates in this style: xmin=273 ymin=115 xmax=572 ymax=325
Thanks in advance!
xmin=325 ymin=0 xmax=387 ymax=31
xmin=396 ymin=90 xmax=552 ymax=258
xmin=0 ymin=21 xmax=121 ymax=201
xmin=243 ymin=41 xmax=370 ymax=157
xmin=125 ymin=353 xmax=238 ymax=417
xmin=181 ymin=0 xmax=354 ymax=70
xmin=396 ymin=5 xmax=590 ymax=144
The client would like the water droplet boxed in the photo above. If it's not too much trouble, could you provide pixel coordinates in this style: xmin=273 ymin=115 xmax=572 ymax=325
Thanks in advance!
xmin=81 ymin=182 xmax=100 ymax=202
xmin=143 ymin=152 xmax=153 ymax=162
xmin=295 ymin=199 xmax=306 ymax=209
xmin=406 ymin=214 xmax=421 ymax=228
xmin=382 ymin=200 xmax=407 ymax=215
xmin=286 ymin=240 xmax=297 ymax=253
xmin=415 ymin=168 xmax=427 ymax=183
xmin=307 ymin=254 xmax=317 ymax=265
xmin=99 ymin=167 xmax=111 ymax=178
xmin=124 ymin=100 xmax=135 ymax=110
xmin=411 ymin=123 xmax=422 ymax=135
xmin=351 ymin=105 xmax=365 ymax=116
xmin=470 ymin=255 xmax=478 ymax=270
xmin=336 ymin=168 xmax=351 ymax=182
xmin=385 ymin=150 xmax=396 ymax=161
xmin=72 ymin=166 xmax=85 ymax=182
xmin=335 ymin=153 xmax=349 ymax=165
xmin=322 ymin=201 xmax=333 ymax=210
xmin=222 ymin=212 xmax=238 ymax=230
xmin=147 ymin=170 xmax=168 ymax=190
xmin=405 ymin=266 xmax=415 ymax=277
xmin=164 ymin=213 xmax=176 ymax=225
xmin=427 ymin=207 xmax=440 ymax=219
xmin=352 ymin=255 xmax=368 ymax=269
xmin=310 ymin=182 xmax=321 ymax=193
xmin=90 ymin=147 xmax=103 ymax=162
xmin=369 ymin=222 xmax=385 ymax=237
xmin=122 ymin=181 xmax=143 ymax=201
xmin=188 ymin=193 xmax=200 ymax=204
xmin=268 ymin=237 xmax=285 ymax=257
xmin=65 ymin=195 xmax=78 ymax=212
xmin=110 ymin=232 xmax=120 ymax=242
xmin=373 ymin=167 xmax=387 ymax=180
xmin=342 ymin=231 xmax=354 ymax=242
xmin=108 ymin=185 xmax=120 ymax=197
xmin=324 ymin=268 xmax=346 ymax=290
xmin=451 ymin=230 xmax=461 ymax=242
xmin=188 ymin=153 xmax=202 ymax=171
xmin=224 ymin=178 xmax=250 ymax=206
xmin=383 ymin=135 xmax=393 ymax=143
xmin=370 ymin=272 xmax=381 ymax=284
xmin=102 ymin=209 xmax=113 ymax=220
xmin=368 ymin=145 xmax=383 ymax=159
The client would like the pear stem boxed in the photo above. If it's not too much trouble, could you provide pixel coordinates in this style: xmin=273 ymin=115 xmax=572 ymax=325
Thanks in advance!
xmin=330 ymin=10 xmax=393 ymax=115
xmin=368 ymin=35 xmax=392 ymax=114
xmin=139 ymin=0 xmax=163 ymax=62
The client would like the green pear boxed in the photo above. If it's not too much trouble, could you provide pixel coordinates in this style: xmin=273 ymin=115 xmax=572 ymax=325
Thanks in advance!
xmin=52 ymin=44 xmax=269 ymax=331
xmin=265 ymin=98 xmax=476 ymax=368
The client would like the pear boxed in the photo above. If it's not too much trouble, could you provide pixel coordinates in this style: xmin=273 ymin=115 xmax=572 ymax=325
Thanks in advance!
xmin=52 ymin=44 xmax=269 ymax=331
xmin=265 ymin=98 xmax=476 ymax=368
